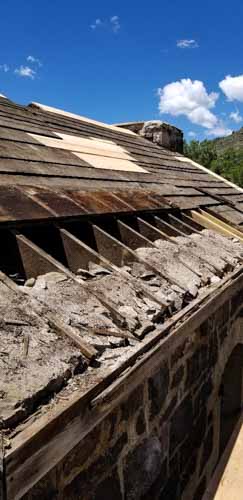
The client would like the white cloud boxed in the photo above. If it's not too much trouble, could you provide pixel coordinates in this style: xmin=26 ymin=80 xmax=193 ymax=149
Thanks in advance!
xmin=14 ymin=65 xmax=36 ymax=79
xmin=206 ymin=126 xmax=232 ymax=138
xmin=110 ymin=15 xmax=120 ymax=33
xmin=229 ymin=110 xmax=242 ymax=123
xmin=219 ymin=74 xmax=243 ymax=102
xmin=90 ymin=18 xmax=102 ymax=30
xmin=188 ymin=131 xmax=196 ymax=138
xmin=158 ymin=78 xmax=219 ymax=128
xmin=176 ymin=39 xmax=198 ymax=49
xmin=0 ymin=64 xmax=9 ymax=73
xmin=90 ymin=15 xmax=120 ymax=33
xmin=27 ymin=55 xmax=42 ymax=67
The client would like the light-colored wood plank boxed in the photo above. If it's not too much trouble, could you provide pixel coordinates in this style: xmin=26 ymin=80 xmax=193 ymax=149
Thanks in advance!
xmin=74 ymin=152 xmax=148 ymax=173
xmin=28 ymin=132 xmax=135 ymax=161
xmin=190 ymin=210 xmax=243 ymax=243
xmin=31 ymin=102 xmax=136 ymax=136
xmin=200 ymin=209 xmax=243 ymax=238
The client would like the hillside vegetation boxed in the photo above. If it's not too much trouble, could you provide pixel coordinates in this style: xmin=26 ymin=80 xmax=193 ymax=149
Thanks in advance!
xmin=213 ymin=127 xmax=243 ymax=153
xmin=184 ymin=138 xmax=243 ymax=188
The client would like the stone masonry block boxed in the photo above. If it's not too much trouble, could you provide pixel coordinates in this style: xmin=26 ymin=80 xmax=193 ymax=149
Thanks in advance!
xmin=91 ymin=469 xmax=122 ymax=500
xmin=61 ymin=422 xmax=102 ymax=486
xmin=171 ymin=365 xmax=184 ymax=389
xmin=148 ymin=363 xmax=169 ymax=419
xmin=121 ymin=384 xmax=144 ymax=421
xmin=62 ymin=433 xmax=127 ymax=496
xmin=200 ymin=426 xmax=214 ymax=474
xmin=124 ymin=436 xmax=163 ymax=499
xmin=170 ymin=395 xmax=193 ymax=453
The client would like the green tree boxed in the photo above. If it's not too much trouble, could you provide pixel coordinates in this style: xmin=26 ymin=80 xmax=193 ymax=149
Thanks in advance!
xmin=184 ymin=140 xmax=217 ymax=168
xmin=184 ymin=141 xmax=243 ymax=187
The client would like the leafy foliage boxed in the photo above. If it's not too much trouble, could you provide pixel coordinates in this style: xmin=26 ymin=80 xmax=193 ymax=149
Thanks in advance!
xmin=184 ymin=140 xmax=243 ymax=187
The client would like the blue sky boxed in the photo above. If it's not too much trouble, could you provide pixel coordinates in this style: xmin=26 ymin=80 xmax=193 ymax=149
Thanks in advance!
xmin=1 ymin=0 xmax=243 ymax=140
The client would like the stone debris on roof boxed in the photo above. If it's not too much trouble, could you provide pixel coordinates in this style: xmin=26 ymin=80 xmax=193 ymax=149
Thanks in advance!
xmin=0 ymin=229 xmax=239 ymax=431
xmin=0 ymin=280 xmax=85 ymax=429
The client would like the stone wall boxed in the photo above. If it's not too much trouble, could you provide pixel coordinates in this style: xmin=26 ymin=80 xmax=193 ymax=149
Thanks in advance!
xmin=115 ymin=121 xmax=184 ymax=154
xmin=21 ymin=287 xmax=243 ymax=500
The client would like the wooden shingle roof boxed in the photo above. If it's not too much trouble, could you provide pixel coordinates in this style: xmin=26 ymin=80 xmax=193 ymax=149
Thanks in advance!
xmin=0 ymin=95 xmax=242 ymax=227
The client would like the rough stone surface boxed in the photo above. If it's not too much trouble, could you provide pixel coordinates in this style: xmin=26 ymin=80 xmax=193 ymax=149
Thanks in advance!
xmin=148 ymin=363 xmax=170 ymax=418
xmin=115 ymin=120 xmax=183 ymax=153
xmin=0 ymin=282 xmax=84 ymax=429
xmin=123 ymin=437 xmax=163 ymax=499
xmin=200 ymin=426 xmax=214 ymax=473
xmin=91 ymin=470 xmax=122 ymax=500
xmin=63 ymin=434 xmax=127 ymax=499
xmin=87 ymin=272 xmax=160 ymax=332
xmin=170 ymin=395 xmax=193 ymax=452
xmin=136 ymin=245 xmax=201 ymax=297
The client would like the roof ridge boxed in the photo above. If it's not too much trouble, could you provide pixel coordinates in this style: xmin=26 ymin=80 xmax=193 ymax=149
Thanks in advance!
xmin=30 ymin=102 xmax=136 ymax=137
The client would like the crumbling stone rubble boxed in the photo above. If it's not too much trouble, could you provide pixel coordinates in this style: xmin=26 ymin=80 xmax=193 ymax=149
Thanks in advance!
xmin=0 ymin=282 xmax=85 ymax=429
xmin=5 ymin=229 xmax=241 ymax=430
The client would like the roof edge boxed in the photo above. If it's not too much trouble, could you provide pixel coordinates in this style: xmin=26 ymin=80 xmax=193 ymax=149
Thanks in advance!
xmin=175 ymin=156 xmax=243 ymax=193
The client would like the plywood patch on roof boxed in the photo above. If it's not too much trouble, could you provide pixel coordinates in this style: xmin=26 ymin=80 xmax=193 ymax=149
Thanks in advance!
xmin=28 ymin=132 xmax=149 ymax=173
xmin=73 ymin=152 xmax=148 ymax=172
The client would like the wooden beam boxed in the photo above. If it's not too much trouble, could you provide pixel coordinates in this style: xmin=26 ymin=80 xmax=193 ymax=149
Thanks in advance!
xmin=140 ymin=216 xmax=173 ymax=241
xmin=136 ymin=217 xmax=168 ymax=242
xmin=133 ymin=217 xmax=203 ymax=279
xmin=119 ymin=217 xmax=205 ymax=284
xmin=200 ymin=209 xmax=243 ymax=240
xmin=167 ymin=214 xmax=193 ymax=235
xmin=143 ymin=215 xmax=221 ymax=276
xmin=60 ymin=226 xmax=168 ymax=311
xmin=152 ymin=215 xmax=185 ymax=237
xmin=14 ymin=232 xmax=128 ymax=333
xmin=180 ymin=212 xmax=204 ymax=232
xmin=15 ymin=233 xmax=64 ymax=279
xmin=92 ymin=224 xmax=136 ymax=267
xmin=59 ymin=227 xmax=112 ymax=273
xmin=189 ymin=210 xmax=243 ymax=243
xmin=46 ymin=315 xmax=97 ymax=360
xmin=91 ymin=269 xmax=243 ymax=418
xmin=117 ymin=220 xmax=153 ymax=250
xmin=93 ymin=224 xmax=186 ymax=292
xmin=0 ymin=269 xmax=96 ymax=361
xmin=77 ymin=326 xmax=134 ymax=341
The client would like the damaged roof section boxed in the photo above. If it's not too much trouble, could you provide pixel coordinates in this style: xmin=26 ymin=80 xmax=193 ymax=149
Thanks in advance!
xmin=0 ymin=95 xmax=243 ymax=437
xmin=0 ymin=277 xmax=86 ymax=430
xmin=1 ymin=217 xmax=243 ymax=433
